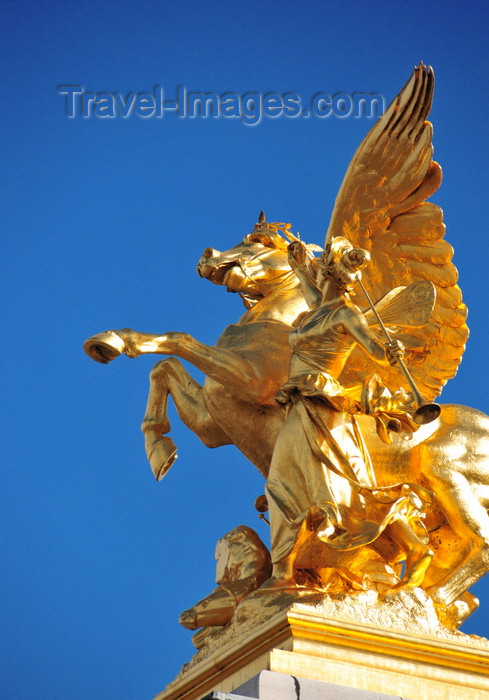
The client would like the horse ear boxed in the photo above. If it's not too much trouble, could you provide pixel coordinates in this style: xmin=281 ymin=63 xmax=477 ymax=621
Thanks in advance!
xmin=258 ymin=210 xmax=266 ymax=224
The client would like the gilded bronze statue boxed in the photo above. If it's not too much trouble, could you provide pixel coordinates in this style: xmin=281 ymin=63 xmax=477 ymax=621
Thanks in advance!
xmin=84 ymin=64 xmax=489 ymax=635
xmin=264 ymin=236 xmax=434 ymax=592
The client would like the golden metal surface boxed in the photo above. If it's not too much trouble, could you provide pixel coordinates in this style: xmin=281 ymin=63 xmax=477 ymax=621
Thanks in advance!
xmin=321 ymin=64 xmax=468 ymax=403
xmin=84 ymin=64 xmax=488 ymax=646
xmin=179 ymin=526 xmax=271 ymax=645
xmin=154 ymin=592 xmax=489 ymax=700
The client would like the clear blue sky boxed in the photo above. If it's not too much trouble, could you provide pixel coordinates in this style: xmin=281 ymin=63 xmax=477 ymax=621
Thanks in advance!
xmin=2 ymin=2 xmax=489 ymax=698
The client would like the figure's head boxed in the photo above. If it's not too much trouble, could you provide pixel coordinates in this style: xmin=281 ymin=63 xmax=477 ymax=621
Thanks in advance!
xmin=319 ymin=236 xmax=370 ymax=293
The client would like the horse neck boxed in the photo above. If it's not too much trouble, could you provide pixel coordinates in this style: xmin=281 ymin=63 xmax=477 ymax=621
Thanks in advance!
xmin=239 ymin=275 xmax=307 ymax=325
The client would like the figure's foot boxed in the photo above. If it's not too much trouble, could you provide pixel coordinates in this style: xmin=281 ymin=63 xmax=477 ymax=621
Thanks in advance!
xmin=253 ymin=557 xmax=301 ymax=593
xmin=254 ymin=576 xmax=300 ymax=594
xmin=391 ymin=545 xmax=433 ymax=590
xmin=146 ymin=435 xmax=178 ymax=480
xmin=83 ymin=330 xmax=126 ymax=363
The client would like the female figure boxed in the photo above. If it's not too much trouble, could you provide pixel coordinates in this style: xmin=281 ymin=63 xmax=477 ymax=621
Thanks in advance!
xmin=265 ymin=237 xmax=433 ymax=589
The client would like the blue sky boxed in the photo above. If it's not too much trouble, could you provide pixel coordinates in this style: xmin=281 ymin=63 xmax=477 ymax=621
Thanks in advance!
xmin=2 ymin=1 xmax=489 ymax=698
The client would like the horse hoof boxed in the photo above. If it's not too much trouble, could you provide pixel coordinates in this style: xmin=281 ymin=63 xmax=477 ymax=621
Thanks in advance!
xmin=83 ymin=331 xmax=125 ymax=364
xmin=147 ymin=436 xmax=178 ymax=481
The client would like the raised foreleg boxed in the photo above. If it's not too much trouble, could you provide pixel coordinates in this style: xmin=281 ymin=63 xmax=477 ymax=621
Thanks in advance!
xmin=141 ymin=357 xmax=231 ymax=481
xmin=84 ymin=328 xmax=277 ymax=403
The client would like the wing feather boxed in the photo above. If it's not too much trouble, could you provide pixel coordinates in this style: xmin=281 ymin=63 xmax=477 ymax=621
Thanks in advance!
xmin=323 ymin=63 xmax=467 ymax=400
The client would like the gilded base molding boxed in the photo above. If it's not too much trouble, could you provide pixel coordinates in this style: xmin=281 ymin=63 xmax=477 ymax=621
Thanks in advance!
xmin=155 ymin=588 xmax=489 ymax=700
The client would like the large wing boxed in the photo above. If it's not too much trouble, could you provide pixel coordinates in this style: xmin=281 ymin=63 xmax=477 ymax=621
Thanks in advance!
xmin=325 ymin=63 xmax=468 ymax=401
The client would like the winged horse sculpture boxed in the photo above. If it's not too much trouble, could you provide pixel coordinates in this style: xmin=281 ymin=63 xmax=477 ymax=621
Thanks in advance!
xmin=85 ymin=65 xmax=489 ymax=629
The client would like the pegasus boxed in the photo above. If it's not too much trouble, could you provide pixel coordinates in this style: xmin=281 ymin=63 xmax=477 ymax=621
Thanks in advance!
xmin=84 ymin=65 xmax=489 ymax=628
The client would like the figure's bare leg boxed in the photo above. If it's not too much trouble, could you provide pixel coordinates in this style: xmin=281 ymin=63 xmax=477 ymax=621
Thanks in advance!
xmin=386 ymin=519 xmax=433 ymax=589
xmin=141 ymin=357 xmax=231 ymax=480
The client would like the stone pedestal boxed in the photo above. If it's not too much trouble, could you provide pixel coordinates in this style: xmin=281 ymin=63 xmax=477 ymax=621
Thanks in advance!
xmin=154 ymin=589 xmax=489 ymax=700
xmin=206 ymin=669 xmax=414 ymax=698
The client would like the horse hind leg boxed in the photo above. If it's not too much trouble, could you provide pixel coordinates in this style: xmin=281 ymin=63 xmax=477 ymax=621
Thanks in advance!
xmin=424 ymin=469 xmax=489 ymax=606
xmin=141 ymin=357 xmax=231 ymax=480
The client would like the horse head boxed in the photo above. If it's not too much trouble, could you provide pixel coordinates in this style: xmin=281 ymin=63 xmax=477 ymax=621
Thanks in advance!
xmin=196 ymin=215 xmax=299 ymax=307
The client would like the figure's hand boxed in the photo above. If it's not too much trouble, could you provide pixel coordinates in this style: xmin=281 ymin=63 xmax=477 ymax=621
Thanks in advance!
xmin=385 ymin=339 xmax=405 ymax=366
xmin=287 ymin=240 xmax=308 ymax=270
